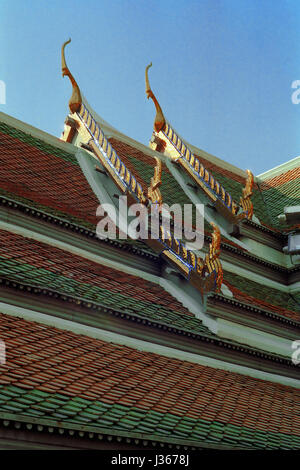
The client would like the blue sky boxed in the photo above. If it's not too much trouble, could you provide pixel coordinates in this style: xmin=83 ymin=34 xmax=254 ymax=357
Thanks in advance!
xmin=1 ymin=0 xmax=300 ymax=175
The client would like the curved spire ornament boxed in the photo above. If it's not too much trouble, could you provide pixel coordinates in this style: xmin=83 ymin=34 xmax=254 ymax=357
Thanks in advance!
xmin=145 ymin=63 xmax=166 ymax=133
xmin=61 ymin=38 xmax=82 ymax=114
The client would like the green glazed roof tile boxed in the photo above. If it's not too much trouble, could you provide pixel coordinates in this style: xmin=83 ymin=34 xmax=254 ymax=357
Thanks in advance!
xmin=0 ymin=122 xmax=78 ymax=166
xmin=0 ymin=382 xmax=299 ymax=449
xmin=224 ymin=270 xmax=300 ymax=312
xmin=21 ymin=408 xmax=46 ymax=417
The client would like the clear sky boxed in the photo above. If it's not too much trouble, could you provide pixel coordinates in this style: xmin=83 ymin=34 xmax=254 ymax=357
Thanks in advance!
xmin=1 ymin=0 xmax=300 ymax=175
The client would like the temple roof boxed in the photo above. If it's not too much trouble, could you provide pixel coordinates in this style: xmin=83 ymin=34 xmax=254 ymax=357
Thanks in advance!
xmin=258 ymin=157 xmax=300 ymax=230
xmin=0 ymin=225 xmax=298 ymax=355
xmin=0 ymin=312 xmax=300 ymax=450
xmin=0 ymin=41 xmax=298 ymax=449
xmin=0 ymin=113 xmax=298 ymax=322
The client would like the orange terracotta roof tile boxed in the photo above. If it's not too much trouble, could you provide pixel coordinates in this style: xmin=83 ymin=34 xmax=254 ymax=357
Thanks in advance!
xmin=0 ymin=129 xmax=99 ymax=228
xmin=261 ymin=166 xmax=300 ymax=189
xmin=0 ymin=311 xmax=299 ymax=449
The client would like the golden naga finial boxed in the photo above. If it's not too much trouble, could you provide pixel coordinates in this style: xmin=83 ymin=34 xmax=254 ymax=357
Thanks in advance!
xmin=208 ymin=222 xmax=221 ymax=259
xmin=145 ymin=63 xmax=166 ymax=133
xmin=204 ymin=222 xmax=223 ymax=292
xmin=243 ymin=169 xmax=254 ymax=198
xmin=240 ymin=169 xmax=254 ymax=219
xmin=61 ymin=38 xmax=82 ymax=114
xmin=148 ymin=156 xmax=163 ymax=206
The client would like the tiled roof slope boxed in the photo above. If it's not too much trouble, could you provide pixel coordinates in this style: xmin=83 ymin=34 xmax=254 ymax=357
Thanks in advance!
xmin=0 ymin=313 xmax=300 ymax=449
xmin=223 ymin=272 xmax=300 ymax=320
xmin=0 ymin=229 xmax=297 ymax=328
xmin=0 ymin=121 xmax=154 ymax=255
xmin=110 ymin=138 xmax=279 ymax=233
xmin=0 ymin=229 xmax=210 ymax=336
xmin=0 ymin=121 xmax=193 ymax=232
xmin=2 ymin=231 xmax=296 ymax=366
xmin=1 ymin=118 xmax=298 ymax=317
xmin=258 ymin=165 xmax=300 ymax=229
xmin=0 ymin=121 xmax=256 ymax=256
xmin=194 ymin=153 xmax=275 ymax=228
xmin=0 ymin=122 xmax=98 ymax=228
xmin=2 ymin=117 xmax=293 ymax=237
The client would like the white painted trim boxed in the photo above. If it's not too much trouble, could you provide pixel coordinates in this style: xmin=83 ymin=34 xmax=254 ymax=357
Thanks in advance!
xmin=221 ymin=257 xmax=300 ymax=294
xmin=76 ymin=150 xmax=141 ymax=240
xmin=239 ymin=236 xmax=290 ymax=268
xmin=0 ymin=303 xmax=299 ymax=388
xmin=159 ymin=277 xmax=218 ymax=333
xmin=217 ymin=318 xmax=294 ymax=357
xmin=221 ymin=284 xmax=234 ymax=298
xmin=289 ymin=282 xmax=300 ymax=294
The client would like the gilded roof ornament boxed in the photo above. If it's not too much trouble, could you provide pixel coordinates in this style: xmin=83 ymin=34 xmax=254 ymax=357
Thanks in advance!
xmin=239 ymin=169 xmax=254 ymax=220
xmin=204 ymin=222 xmax=223 ymax=293
xmin=145 ymin=63 xmax=166 ymax=133
xmin=148 ymin=156 xmax=163 ymax=206
xmin=208 ymin=222 xmax=221 ymax=259
xmin=61 ymin=38 xmax=82 ymax=114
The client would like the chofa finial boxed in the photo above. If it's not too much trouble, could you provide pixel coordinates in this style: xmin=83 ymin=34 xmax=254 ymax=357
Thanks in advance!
xmin=239 ymin=169 xmax=254 ymax=220
xmin=148 ymin=156 xmax=163 ymax=206
xmin=61 ymin=38 xmax=82 ymax=114
xmin=206 ymin=222 xmax=223 ymax=292
xmin=145 ymin=63 xmax=166 ymax=133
